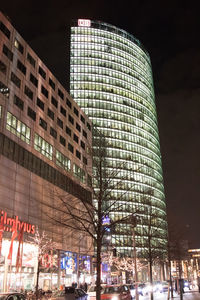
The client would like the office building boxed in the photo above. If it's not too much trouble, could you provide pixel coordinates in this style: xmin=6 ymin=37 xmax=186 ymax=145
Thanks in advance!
xmin=0 ymin=12 xmax=92 ymax=291
xmin=70 ymin=19 xmax=167 ymax=258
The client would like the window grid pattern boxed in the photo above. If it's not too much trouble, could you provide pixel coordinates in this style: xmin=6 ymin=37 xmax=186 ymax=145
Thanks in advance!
xmin=70 ymin=22 xmax=167 ymax=257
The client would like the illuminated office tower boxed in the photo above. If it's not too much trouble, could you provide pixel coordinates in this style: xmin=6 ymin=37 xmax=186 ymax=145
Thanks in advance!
xmin=70 ymin=19 xmax=167 ymax=257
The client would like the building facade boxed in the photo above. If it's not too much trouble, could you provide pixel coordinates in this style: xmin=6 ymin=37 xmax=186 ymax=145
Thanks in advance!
xmin=70 ymin=19 xmax=167 ymax=258
xmin=0 ymin=12 xmax=93 ymax=291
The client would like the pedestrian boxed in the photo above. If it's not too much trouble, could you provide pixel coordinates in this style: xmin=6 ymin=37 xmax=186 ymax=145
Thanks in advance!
xmin=84 ymin=282 xmax=88 ymax=292
xmin=197 ymin=276 xmax=200 ymax=293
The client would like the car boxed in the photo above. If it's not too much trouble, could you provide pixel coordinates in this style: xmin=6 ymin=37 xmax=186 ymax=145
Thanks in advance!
xmin=50 ymin=287 xmax=88 ymax=300
xmin=88 ymin=285 xmax=106 ymax=300
xmin=101 ymin=285 xmax=131 ymax=300
xmin=0 ymin=293 xmax=26 ymax=300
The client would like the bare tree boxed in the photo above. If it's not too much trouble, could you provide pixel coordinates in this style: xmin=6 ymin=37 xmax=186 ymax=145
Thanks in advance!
xmin=136 ymin=194 xmax=168 ymax=300
xmin=167 ymin=221 xmax=189 ymax=300
xmin=102 ymin=251 xmax=147 ymax=273
xmin=45 ymin=128 xmax=140 ymax=300
xmin=29 ymin=228 xmax=56 ymax=298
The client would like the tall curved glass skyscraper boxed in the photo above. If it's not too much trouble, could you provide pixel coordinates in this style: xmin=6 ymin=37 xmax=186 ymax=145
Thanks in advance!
xmin=70 ymin=19 xmax=167 ymax=257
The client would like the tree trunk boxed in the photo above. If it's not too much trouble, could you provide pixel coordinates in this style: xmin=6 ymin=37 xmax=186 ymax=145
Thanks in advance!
xmin=149 ymin=260 xmax=154 ymax=300
xmin=36 ymin=259 xmax=40 ymax=300
xmin=96 ymin=237 xmax=102 ymax=300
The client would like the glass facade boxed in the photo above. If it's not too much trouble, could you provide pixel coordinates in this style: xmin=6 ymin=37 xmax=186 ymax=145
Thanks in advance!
xmin=70 ymin=20 xmax=167 ymax=257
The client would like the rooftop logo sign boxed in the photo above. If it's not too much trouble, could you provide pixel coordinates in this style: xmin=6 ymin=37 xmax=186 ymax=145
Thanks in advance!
xmin=78 ymin=19 xmax=91 ymax=27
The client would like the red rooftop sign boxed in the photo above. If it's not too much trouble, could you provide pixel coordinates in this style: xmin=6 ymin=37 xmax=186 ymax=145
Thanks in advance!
xmin=78 ymin=19 xmax=91 ymax=27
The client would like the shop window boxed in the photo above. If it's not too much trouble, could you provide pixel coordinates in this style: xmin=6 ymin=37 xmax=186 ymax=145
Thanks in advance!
xmin=27 ymin=53 xmax=36 ymax=68
xmin=14 ymin=95 xmax=24 ymax=110
xmin=14 ymin=39 xmax=24 ymax=54
xmin=24 ymin=85 xmax=33 ymax=100
xmin=3 ymin=44 xmax=13 ymax=61
xmin=37 ymin=97 xmax=44 ymax=111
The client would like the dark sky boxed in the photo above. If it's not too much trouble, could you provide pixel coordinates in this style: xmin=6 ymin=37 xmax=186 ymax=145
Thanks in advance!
xmin=2 ymin=0 xmax=200 ymax=247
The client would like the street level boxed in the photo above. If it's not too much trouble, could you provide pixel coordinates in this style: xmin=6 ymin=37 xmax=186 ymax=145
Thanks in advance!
xmin=140 ymin=290 xmax=200 ymax=300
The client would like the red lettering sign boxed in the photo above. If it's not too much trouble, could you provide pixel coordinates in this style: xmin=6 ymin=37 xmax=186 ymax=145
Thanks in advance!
xmin=78 ymin=19 xmax=91 ymax=27
xmin=0 ymin=210 xmax=35 ymax=235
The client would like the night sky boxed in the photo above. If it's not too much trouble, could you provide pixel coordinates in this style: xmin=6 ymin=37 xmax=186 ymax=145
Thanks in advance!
xmin=1 ymin=0 xmax=200 ymax=247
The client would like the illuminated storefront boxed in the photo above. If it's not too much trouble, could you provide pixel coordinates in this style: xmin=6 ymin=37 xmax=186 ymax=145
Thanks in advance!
xmin=60 ymin=251 xmax=92 ymax=286
xmin=0 ymin=240 xmax=37 ymax=291
xmin=0 ymin=240 xmax=93 ymax=291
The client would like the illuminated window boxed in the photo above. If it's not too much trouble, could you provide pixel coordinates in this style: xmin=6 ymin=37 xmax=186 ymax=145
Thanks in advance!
xmin=6 ymin=112 xmax=31 ymax=144
xmin=14 ymin=39 xmax=24 ymax=54
xmin=34 ymin=133 xmax=53 ymax=160
xmin=0 ymin=81 xmax=9 ymax=98
xmin=73 ymin=163 xmax=86 ymax=183
xmin=56 ymin=150 xmax=71 ymax=171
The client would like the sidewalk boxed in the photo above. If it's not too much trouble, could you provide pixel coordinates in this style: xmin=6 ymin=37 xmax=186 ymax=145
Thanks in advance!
xmin=141 ymin=289 xmax=200 ymax=300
